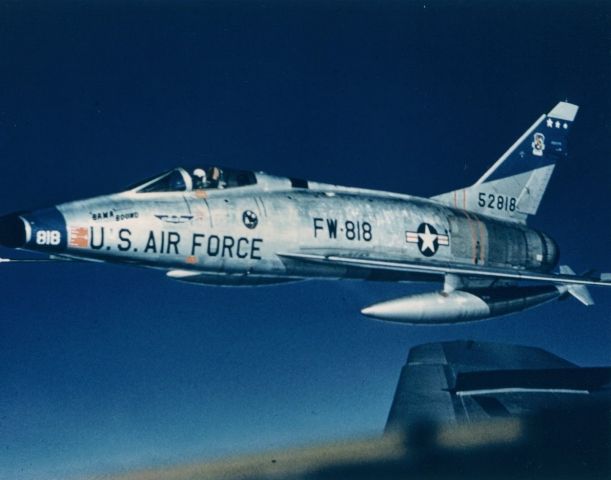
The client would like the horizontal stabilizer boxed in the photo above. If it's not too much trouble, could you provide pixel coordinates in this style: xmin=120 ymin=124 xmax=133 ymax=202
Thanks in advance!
xmin=559 ymin=265 xmax=594 ymax=306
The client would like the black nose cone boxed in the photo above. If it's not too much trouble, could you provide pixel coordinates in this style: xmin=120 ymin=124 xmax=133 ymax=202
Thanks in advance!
xmin=0 ymin=213 xmax=27 ymax=248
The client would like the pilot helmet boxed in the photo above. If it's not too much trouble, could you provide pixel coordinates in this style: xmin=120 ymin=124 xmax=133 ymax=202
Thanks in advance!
xmin=193 ymin=168 xmax=206 ymax=179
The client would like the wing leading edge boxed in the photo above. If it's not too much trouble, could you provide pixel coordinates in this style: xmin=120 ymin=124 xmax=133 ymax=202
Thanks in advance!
xmin=278 ymin=252 xmax=611 ymax=288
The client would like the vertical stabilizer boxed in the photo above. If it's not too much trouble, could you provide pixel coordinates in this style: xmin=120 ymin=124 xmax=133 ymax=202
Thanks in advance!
xmin=432 ymin=102 xmax=578 ymax=223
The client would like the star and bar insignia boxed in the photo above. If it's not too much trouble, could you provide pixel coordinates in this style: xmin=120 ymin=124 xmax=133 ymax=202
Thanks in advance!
xmin=406 ymin=223 xmax=449 ymax=257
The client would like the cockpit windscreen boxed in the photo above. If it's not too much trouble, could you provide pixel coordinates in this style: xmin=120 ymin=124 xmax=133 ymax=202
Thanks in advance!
xmin=130 ymin=166 xmax=257 ymax=193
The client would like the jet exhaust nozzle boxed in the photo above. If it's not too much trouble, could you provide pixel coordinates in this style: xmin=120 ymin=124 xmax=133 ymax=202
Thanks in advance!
xmin=361 ymin=286 xmax=563 ymax=325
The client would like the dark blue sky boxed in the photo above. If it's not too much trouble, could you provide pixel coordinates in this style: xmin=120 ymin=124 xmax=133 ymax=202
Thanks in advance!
xmin=1 ymin=2 xmax=610 ymax=479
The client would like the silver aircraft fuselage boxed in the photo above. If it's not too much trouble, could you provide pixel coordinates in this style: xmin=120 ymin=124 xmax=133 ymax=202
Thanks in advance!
xmin=3 ymin=103 xmax=609 ymax=324
xmin=2 ymin=170 xmax=557 ymax=286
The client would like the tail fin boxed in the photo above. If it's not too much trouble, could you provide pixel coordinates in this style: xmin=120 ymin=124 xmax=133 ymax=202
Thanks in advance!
xmin=432 ymin=101 xmax=579 ymax=223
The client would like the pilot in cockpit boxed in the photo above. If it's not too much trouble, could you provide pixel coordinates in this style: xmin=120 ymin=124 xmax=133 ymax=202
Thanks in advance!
xmin=192 ymin=168 xmax=207 ymax=190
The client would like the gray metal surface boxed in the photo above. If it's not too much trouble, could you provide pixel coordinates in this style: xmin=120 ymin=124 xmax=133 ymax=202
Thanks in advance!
xmin=385 ymin=340 xmax=611 ymax=431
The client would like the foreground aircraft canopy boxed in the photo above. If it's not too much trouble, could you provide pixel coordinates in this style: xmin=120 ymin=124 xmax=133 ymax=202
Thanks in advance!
xmin=1 ymin=101 xmax=610 ymax=324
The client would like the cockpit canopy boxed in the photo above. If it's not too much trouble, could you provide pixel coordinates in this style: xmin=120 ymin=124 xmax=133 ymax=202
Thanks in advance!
xmin=129 ymin=166 xmax=257 ymax=193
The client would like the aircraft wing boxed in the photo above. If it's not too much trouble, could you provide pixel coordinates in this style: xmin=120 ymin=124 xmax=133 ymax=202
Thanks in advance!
xmin=278 ymin=252 xmax=611 ymax=287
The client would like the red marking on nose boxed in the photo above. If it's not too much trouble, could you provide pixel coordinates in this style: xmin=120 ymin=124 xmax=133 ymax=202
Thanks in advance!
xmin=69 ymin=227 xmax=89 ymax=248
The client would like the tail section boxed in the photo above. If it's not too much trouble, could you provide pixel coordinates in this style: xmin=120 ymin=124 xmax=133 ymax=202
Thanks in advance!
xmin=432 ymin=101 xmax=579 ymax=223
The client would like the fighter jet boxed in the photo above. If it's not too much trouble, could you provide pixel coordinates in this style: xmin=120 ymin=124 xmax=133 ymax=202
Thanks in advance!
xmin=1 ymin=101 xmax=610 ymax=324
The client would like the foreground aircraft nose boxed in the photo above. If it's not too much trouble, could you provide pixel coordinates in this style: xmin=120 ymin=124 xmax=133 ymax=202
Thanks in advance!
xmin=0 ymin=212 xmax=28 ymax=248
xmin=0 ymin=207 xmax=67 ymax=252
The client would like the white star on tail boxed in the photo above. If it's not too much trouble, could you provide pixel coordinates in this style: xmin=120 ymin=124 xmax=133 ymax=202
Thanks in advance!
xmin=419 ymin=224 xmax=437 ymax=254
